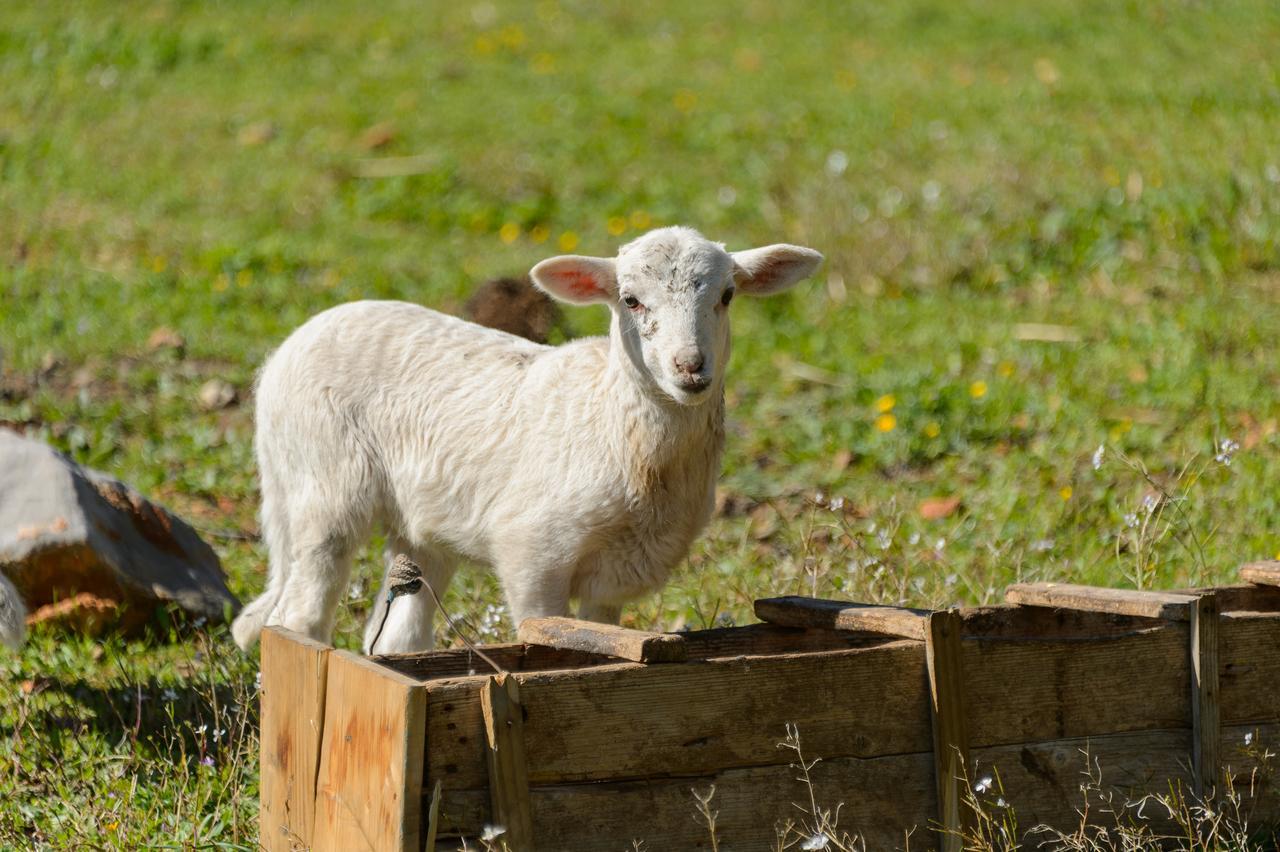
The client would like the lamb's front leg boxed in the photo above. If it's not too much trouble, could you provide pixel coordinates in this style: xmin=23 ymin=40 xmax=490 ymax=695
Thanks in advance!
xmin=363 ymin=540 xmax=457 ymax=655
xmin=493 ymin=542 xmax=573 ymax=625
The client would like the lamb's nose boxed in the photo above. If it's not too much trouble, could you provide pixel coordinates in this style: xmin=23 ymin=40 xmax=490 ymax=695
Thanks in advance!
xmin=673 ymin=347 xmax=705 ymax=375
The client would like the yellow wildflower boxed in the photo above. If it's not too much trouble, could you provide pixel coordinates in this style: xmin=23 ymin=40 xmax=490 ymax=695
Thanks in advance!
xmin=558 ymin=231 xmax=579 ymax=252
xmin=923 ymin=421 xmax=941 ymax=439
xmin=499 ymin=222 xmax=520 ymax=245
xmin=529 ymin=224 xmax=550 ymax=244
xmin=875 ymin=413 xmax=897 ymax=433
xmin=1059 ymin=486 xmax=1073 ymax=501
xmin=607 ymin=216 xmax=627 ymax=237
xmin=969 ymin=380 xmax=988 ymax=399
xmin=875 ymin=394 xmax=895 ymax=413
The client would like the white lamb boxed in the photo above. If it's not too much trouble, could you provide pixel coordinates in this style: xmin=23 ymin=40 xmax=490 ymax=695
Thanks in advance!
xmin=231 ymin=226 xmax=822 ymax=654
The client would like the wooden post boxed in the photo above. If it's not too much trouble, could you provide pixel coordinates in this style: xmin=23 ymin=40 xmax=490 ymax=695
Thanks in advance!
xmin=1190 ymin=593 xmax=1221 ymax=797
xmin=482 ymin=674 xmax=535 ymax=851
xmin=259 ymin=627 xmax=331 ymax=852
xmin=313 ymin=651 xmax=427 ymax=852
xmin=517 ymin=617 xmax=687 ymax=663
xmin=925 ymin=609 xmax=970 ymax=852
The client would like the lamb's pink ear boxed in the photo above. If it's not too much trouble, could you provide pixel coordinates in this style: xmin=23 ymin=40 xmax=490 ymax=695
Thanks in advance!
xmin=530 ymin=255 xmax=618 ymax=305
xmin=731 ymin=244 xmax=824 ymax=296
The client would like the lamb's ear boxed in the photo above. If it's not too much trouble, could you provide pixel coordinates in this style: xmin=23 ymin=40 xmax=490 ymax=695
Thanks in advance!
xmin=731 ymin=244 xmax=824 ymax=296
xmin=530 ymin=255 xmax=618 ymax=305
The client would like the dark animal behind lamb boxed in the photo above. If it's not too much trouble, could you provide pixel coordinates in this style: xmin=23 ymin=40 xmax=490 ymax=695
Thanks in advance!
xmin=464 ymin=275 xmax=564 ymax=344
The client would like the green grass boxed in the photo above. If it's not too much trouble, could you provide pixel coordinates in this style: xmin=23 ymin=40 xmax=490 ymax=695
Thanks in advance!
xmin=2 ymin=0 xmax=1280 ymax=846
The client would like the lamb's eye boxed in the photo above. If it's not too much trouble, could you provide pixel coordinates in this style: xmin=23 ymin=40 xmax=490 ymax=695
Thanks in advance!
xmin=622 ymin=295 xmax=643 ymax=310
xmin=721 ymin=288 xmax=735 ymax=306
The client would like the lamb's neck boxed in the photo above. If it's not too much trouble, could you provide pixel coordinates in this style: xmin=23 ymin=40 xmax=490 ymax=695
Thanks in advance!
xmin=600 ymin=336 xmax=726 ymax=483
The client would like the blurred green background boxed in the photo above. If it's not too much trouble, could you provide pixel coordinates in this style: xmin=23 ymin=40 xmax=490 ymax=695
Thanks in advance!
xmin=2 ymin=0 xmax=1279 ymax=845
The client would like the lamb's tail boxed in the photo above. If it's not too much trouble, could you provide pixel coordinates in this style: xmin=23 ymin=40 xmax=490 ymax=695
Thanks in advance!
xmin=0 ymin=571 xmax=27 ymax=650
xmin=231 ymin=587 xmax=281 ymax=650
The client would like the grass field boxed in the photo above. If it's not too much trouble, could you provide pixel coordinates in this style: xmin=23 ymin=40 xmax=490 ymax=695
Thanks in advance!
xmin=2 ymin=0 xmax=1280 ymax=847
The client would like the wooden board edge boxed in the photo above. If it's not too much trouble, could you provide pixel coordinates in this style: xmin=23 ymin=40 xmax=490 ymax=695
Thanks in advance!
xmin=313 ymin=649 xmax=428 ymax=852
xmin=259 ymin=626 xmax=332 ymax=852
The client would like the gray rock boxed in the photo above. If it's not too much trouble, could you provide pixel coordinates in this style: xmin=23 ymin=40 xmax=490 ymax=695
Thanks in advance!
xmin=0 ymin=429 xmax=240 ymax=632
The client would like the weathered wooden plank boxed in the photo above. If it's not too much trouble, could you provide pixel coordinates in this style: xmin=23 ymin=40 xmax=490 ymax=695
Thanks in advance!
xmin=376 ymin=643 xmax=611 ymax=681
xmin=971 ymin=729 xmax=1192 ymax=835
xmin=313 ymin=651 xmax=427 ymax=852
xmin=1006 ymin=582 xmax=1196 ymax=621
xmin=433 ymin=725 xmax=1280 ymax=851
xmin=259 ymin=627 xmax=331 ymax=852
xmin=1240 ymin=560 xmax=1280 ymax=588
xmin=962 ymin=624 xmax=1191 ymax=747
xmin=960 ymin=604 xmax=1172 ymax=640
xmin=1190 ymin=594 xmax=1221 ymax=795
xmin=424 ymin=641 xmax=932 ymax=790
xmin=433 ymin=751 xmax=937 ymax=851
xmin=1178 ymin=583 xmax=1280 ymax=613
xmin=376 ymin=624 xmax=887 ymax=682
xmin=1218 ymin=611 xmax=1280 ymax=725
xmin=1221 ymin=721 xmax=1280 ymax=826
xmin=517 ymin=616 xmax=687 ymax=663
xmin=754 ymin=595 xmax=930 ymax=640
xmin=480 ymin=675 xmax=534 ymax=851
xmin=926 ymin=610 xmax=970 ymax=852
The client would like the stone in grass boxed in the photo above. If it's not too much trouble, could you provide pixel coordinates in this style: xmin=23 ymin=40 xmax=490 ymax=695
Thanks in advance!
xmin=0 ymin=429 xmax=240 ymax=636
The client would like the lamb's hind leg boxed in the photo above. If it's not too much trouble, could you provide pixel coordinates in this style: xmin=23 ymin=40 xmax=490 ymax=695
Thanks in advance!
xmin=363 ymin=538 xmax=457 ymax=655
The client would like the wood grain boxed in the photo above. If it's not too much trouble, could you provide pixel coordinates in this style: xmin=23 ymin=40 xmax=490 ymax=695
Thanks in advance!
xmin=517 ymin=616 xmax=687 ymax=663
xmin=754 ymin=595 xmax=930 ymax=640
xmin=961 ymin=624 xmax=1191 ymax=747
xmin=1218 ymin=612 xmax=1280 ymax=724
xmin=313 ymin=651 xmax=427 ymax=852
xmin=259 ymin=627 xmax=331 ymax=852
xmin=1240 ymin=560 xmax=1280 ymax=588
xmin=433 ymin=751 xmax=937 ymax=851
xmin=926 ymin=610 xmax=970 ymax=852
xmin=423 ymin=641 xmax=932 ymax=790
xmin=480 ymin=675 xmax=534 ymax=851
xmin=431 ymin=725 xmax=1280 ymax=851
xmin=1006 ymin=582 xmax=1196 ymax=620
xmin=971 ymin=729 xmax=1192 ymax=835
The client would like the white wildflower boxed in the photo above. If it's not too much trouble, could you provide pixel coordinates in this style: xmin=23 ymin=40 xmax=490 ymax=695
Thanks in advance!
xmin=1215 ymin=438 xmax=1240 ymax=466
xmin=481 ymin=824 xmax=506 ymax=841
xmin=1092 ymin=444 xmax=1105 ymax=470
xmin=974 ymin=776 xmax=993 ymax=794
xmin=801 ymin=833 xmax=830 ymax=850
xmin=1245 ymin=731 xmax=1254 ymax=746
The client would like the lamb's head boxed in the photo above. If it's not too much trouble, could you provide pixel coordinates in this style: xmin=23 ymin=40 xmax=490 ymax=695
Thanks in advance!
xmin=530 ymin=226 xmax=823 ymax=405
